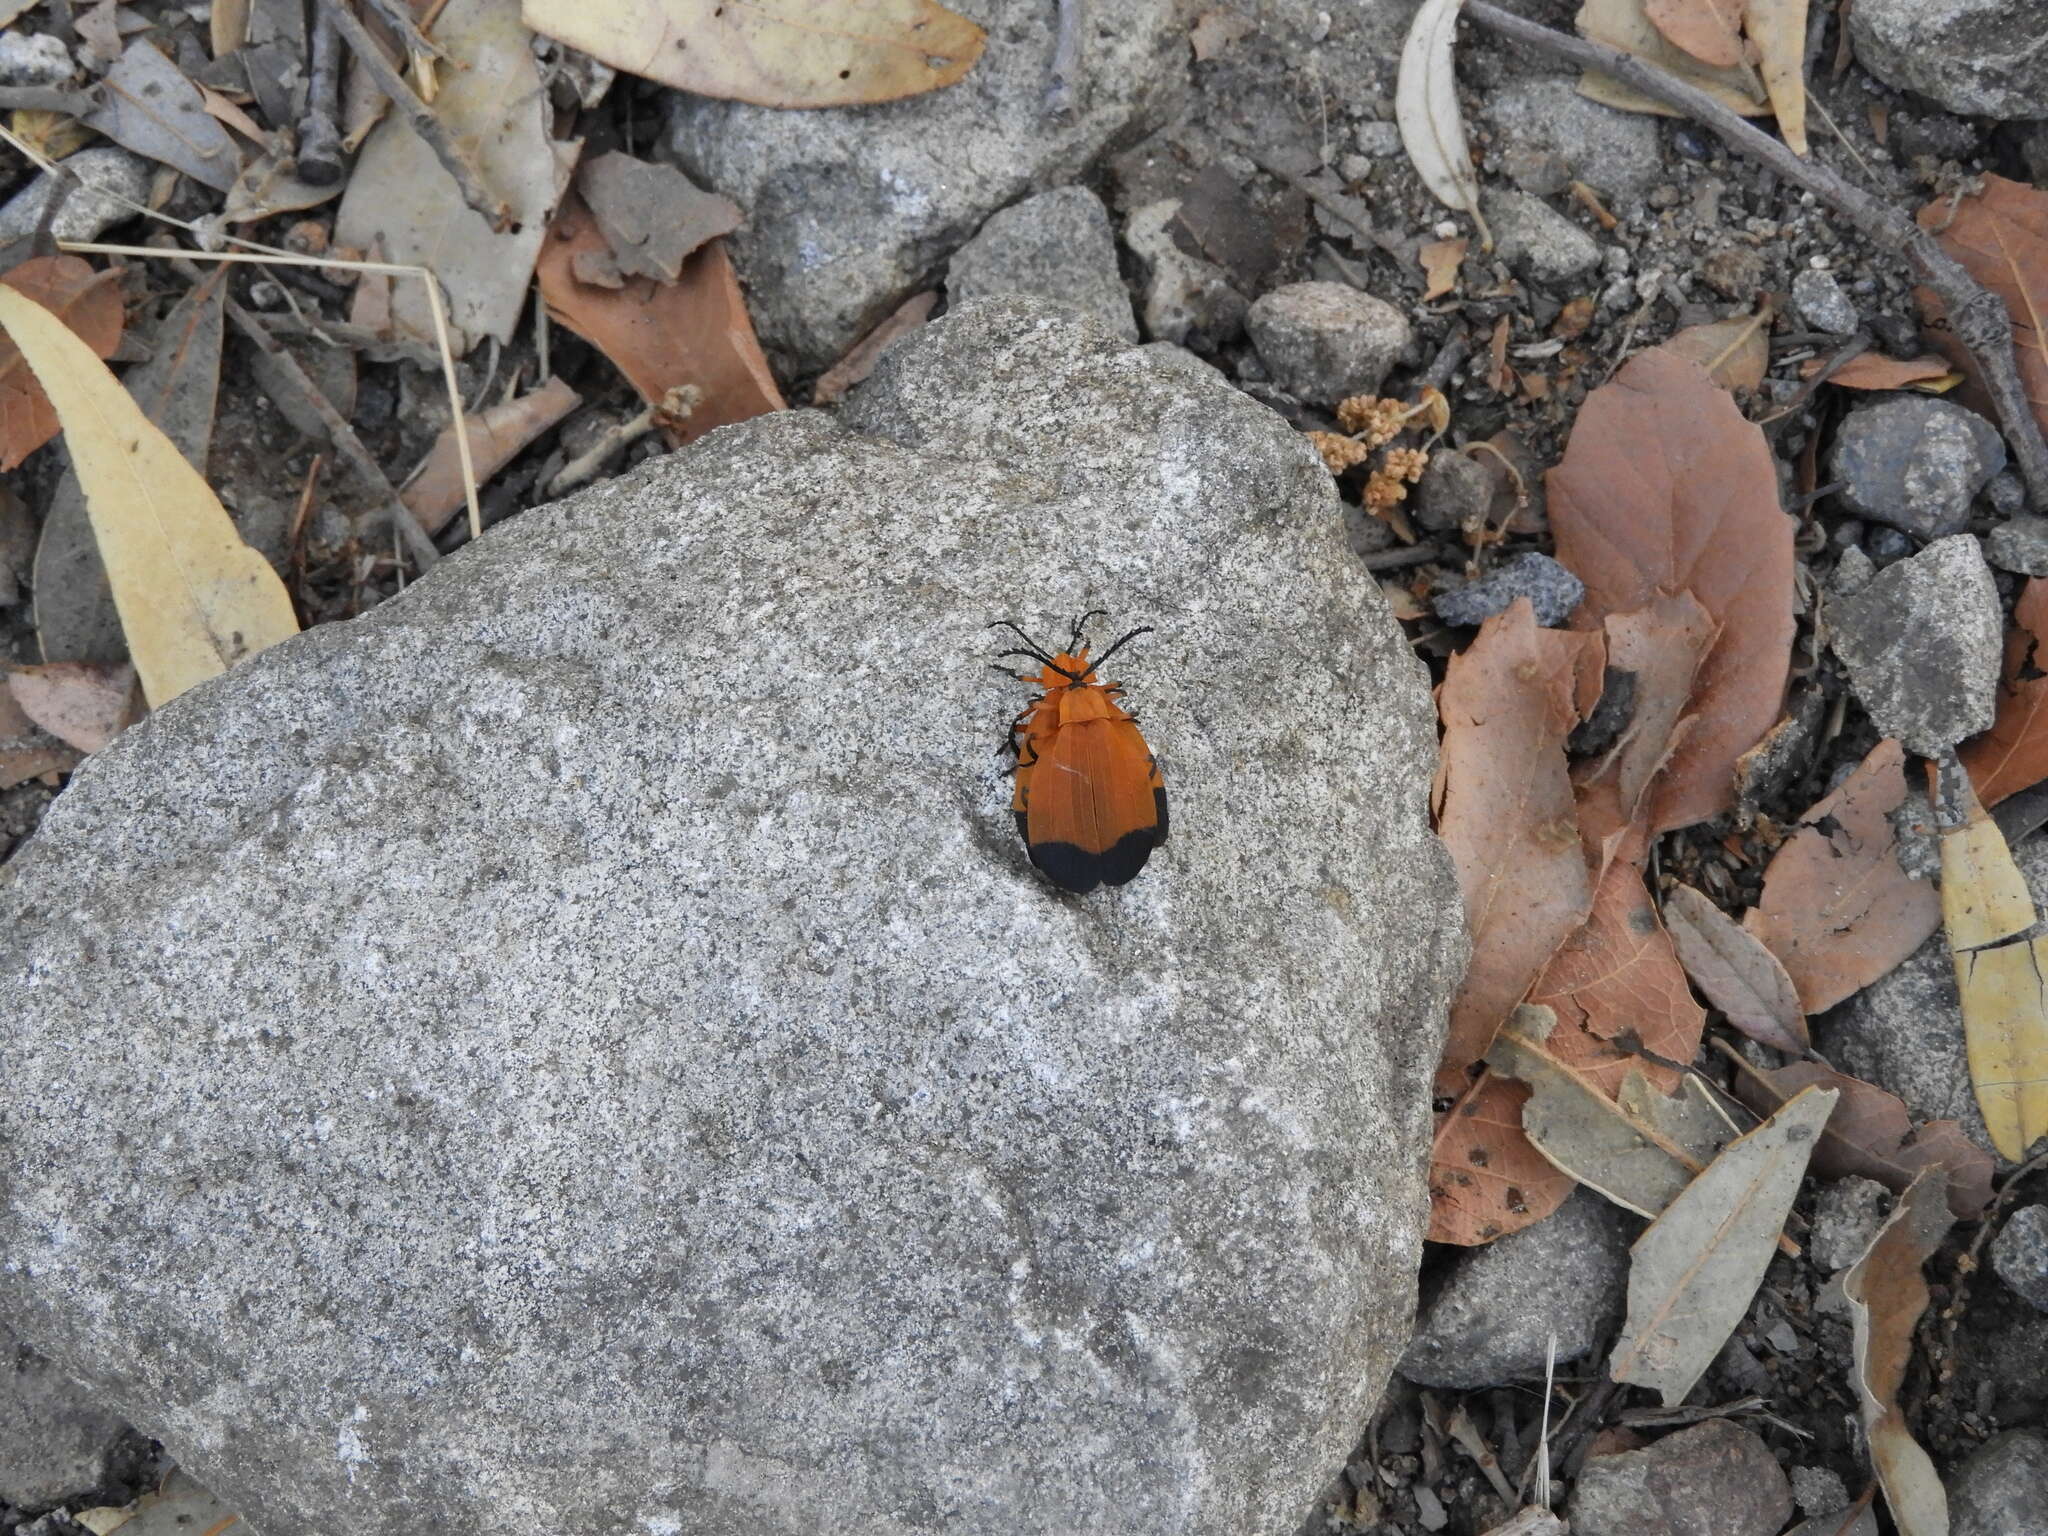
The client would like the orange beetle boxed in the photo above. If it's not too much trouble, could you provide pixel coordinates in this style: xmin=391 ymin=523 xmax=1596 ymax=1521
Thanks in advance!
xmin=991 ymin=612 xmax=1168 ymax=893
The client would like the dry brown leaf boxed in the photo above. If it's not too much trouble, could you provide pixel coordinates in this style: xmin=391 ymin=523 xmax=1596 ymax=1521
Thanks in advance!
xmin=1843 ymin=1172 xmax=1953 ymax=1536
xmin=401 ymin=378 xmax=580 ymax=535
xmin=1419 ymin=237 xmax=1467 ymax=303
xmin=1549 ymin=347 xmax=1793 ymax=835
xmin=522 ymin=0 xmax=985 ymax=109
xmin=1962 ymin=577 xmax=2048 ymax=808
xmin=1575 ymin=0 xmax=1770 ymax=119
xmin=1916 ymin=174 xmax=2048 ymax=438
xmin=1528 ymin=850 xmax=1708 ymax=1097
xmin=1663 ymin=883 xmax=1809 ymax=1054
xmin=1729 ymin=1056 xmax=1995 ymax=1220
xmin=1937 ymin=760 xmax=2048 ymax=1161
xmin=1433 ymin=600 xmax=1605 ymax=1094
xmin=1609 ymin=1084 xmax=1835 ymax=1404
xmin=1427 ymin=1069 xmax=1579 ymax=1245
xmin=1643 ymin=0 xmax=1745 ymax=69
xmin=811 ymin=290 xmax=940 ymax=406
xmin=0 ymin=685 xmax=79 ymax=790
xmin=536 ymin=196 xmax=784 ymax=445
xmin=1745 ymin=740 xmax=1942 ymax=1015
xmin=0 ymin=257 xmax=126 ymax=473
xmin=5 ymin=662 xmax=139 ymax=753
xmin=1800 ymin=353 xmax=1962 ymax=392
xmin=1489 ymin=1004 xmax=1736 ymax=1219
xmin=1573 ymin=595 xmax=1718 ymax=854
xmin=1657 ymin=304 xmax=1772 ymax=392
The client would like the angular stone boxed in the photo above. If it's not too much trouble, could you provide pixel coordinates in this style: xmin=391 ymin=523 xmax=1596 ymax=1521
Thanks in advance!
xmin=947 ymin=186 xmax=1137 ymax=342
xmin=1829 ymin=397 xmax=2007 ymax=539
xmin=1950 ymin=1431 xmax=2048 ymax=1536
xmin=1570 ymin=1419 xmax=1793 ymax=1536
xmin=1993 ymin=1206 xmax=2048 ymax=1314
xmin=1125 ymin=198 xmax=1248 ymax=349
xmin=1984 ymin=516 xmax=2048 ymax=576
xmin=1400 ymin=1190 xmax=1634 ymax=1388
xmin=1826 ymin=533 xmax=2001 ymax=756
xmin=1849 ymin=0 xmax=2048 ymax=121
xmin=662 ymin=0 xmax=1187 ymax=371
xmin=1413 ymin=449 xmax=1493 ymax=535
xmin=1483 ymin=188 xmax=1601 ymax=285
xmin=1433 ymin=552 xmax=1585 ymax=629
xmin=0 ymin=301 xmax=1464 ymax=1536
xmin=0 ymin=146 xmax=151 ymax=245
xmin=1244 ymin=281 xmax=1412 ymax=407
xmin=1792 ymin=269 xmax=1858 ymax=334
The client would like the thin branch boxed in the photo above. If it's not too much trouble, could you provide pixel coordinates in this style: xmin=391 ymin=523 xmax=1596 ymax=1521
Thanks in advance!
xmin=1462 ymin=0 xmax=2048 ymax=514
xmin=316 ymin=0 xmax=507 ymax=228
xmin=296 ymin=4 xmax=345 ymax=187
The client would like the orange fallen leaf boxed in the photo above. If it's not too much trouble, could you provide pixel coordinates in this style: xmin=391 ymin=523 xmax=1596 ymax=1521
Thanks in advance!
xmin=1961 ymin=577 xmax=2048 ymax=808
xmin=1427 ymin=1069 xmax=1578 ymax=1244
xmin=1528 ymin=847 xmax=1707 ymax=1098
xmin=401 ymin=377 xmax=580 ymax=535
xmin=1916 ymin=174 xmax=2048 ymax=437
xmin=536 ymin=194 xmax=784 ymax=447
xmin=1432 ymin=600 xmax=1605 ymax=1095
xmin=0 ymin=256 xmax=126 ymax=472
xmin=0 ymin=684 xmax=79 ymax=790
xmin=1658 ymin=304 xmax=1771 ymax=393
xmin=1549 ymin=347 xmax=1794 ymax=835
xmin=1573 ymin=594 xmax=1718 ymax=856
xmin=1745 ymin=739 xmax=1942 ymax=1015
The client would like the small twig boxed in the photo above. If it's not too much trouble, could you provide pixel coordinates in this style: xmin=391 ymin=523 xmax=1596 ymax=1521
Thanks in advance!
xmin=543 ymin=385 xmax=698 ymax=499
xmin=223 ymin=297 xmax=441 ymax=572
xmin=1361 ymin=542 xmax=1446 ymax=572
xmin=1044 ymin=0 xmax=1085 ymax=116
xmin=296 ymin=5 xmax=345 ymax=187
xmin=1417 ymin=331 xmax=1471 ymax=394
xmin=1759 ymin=334 xmax=1872 ymax=432
xmin=1462 ymin=0 xmax=2048 ymax=513
xmin=317 ymin=0 xmax=507 ymax=228
xmin=359 ymin=0 xmax=449 ymax=63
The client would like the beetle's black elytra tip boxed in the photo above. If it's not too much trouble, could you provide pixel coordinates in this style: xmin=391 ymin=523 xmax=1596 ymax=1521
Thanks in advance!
xmin=1026 ymin=828 xmax=1162 ymax=894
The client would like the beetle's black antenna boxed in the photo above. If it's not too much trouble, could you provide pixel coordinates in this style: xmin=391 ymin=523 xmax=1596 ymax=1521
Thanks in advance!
xmin=1066 ymin=609 xmax=1109 ymax=651
xmin=1084 ymin=625 xmax=1153 ymax=675
xmin=986 ymin=620 xmax=1056 ymax=665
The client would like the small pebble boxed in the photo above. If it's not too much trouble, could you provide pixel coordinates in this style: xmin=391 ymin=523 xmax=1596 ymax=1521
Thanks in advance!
xmin=1353 ymin=121 xmax=1402 ymax=157
xmin=1672 ymin=124 xmax=1710 ymax=160
xmin=1866 ymin=526 xmax=1913 ymax=564
xmin=0 ymin=29 xmax=73 ymax=87
xmin=0 ymin=146 xmax=152 ymax=245
xmin=1870 ymin=313 xmax=1924 ymax=357
xmin=1992 ymin=1206 xmax=2048 ymax=1315
xmin=1984 ymin=517 xmax=2048 ymax=577
xmin=1433 ymin=552 xmax=1584 ymax=628
xmin=1789 ymin=1466 xmax=1850 ymax=1518
xmin=1571 ymin=1420 xmax=1791 ymax=1536
xmin=1414 ymin=450 xmax=1493 ymax=535
xmin=1987 ymin=470 xmax=2028 ymax=518
xmin=1810 ymin=1178 xmax=1891 ymax=1271
xmin=1792 ymin=269 xmax=1859 ymax=334
xmin=1832 ymin=544 xmax=1878 ymax=596
xmin=1831 ymin=396 xmax=2007 ymax=539
xmin=1702 ymin=244 xmax=1765 ymax=301
xmin=1244 ymin=281 xmax=1410 ymax=407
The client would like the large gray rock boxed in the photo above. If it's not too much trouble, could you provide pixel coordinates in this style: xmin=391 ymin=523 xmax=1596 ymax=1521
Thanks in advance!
xmin=0 ymin=302 xmax=1464 ymax=1536
xmin=1400 ymin=1190 xmax=1633 ymax=1389
xmin=1570 ymin=1419 xmax=1792 ymax=1536
xmin=0 ymin=1317 xmax=149 ymax=1514
xmin=662 ymin=0 xmax=1185 ymax=372
xmin=946 ymin=186 xmax=1136 ymax=341
xmin=1829 ymin=397 xmax=2007 ymax=540
xmin=1849 ymin=0 xmax=2048 ymax=121
xmin=1949 ymin=1431 xmax=2048 ymax=1536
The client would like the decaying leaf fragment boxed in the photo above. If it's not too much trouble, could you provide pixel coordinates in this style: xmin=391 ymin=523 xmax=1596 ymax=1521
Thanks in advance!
xmin=1663 ymin=883 xmax=1808 ymax=1054
xmin=1432 ymin=600 xmax=1604 ymax=1093
xmin=522 ymin=0 xmax=985 ymax=108
xmin=1746 ymin=740 xmax=1943 ymax=1015
xmin=5 ymin=662 xmax=139 ymax=754
xmin=1656 ymin=304 xmax=1772 ymax=392
xmin=0 ymin=286 xmax=298 ymax=709
xmin=1428 ymin=1069 xmax=1580 ymax=1245
xmin=1935 ymin=756 xmax=2048 ymax=1161
xmin=1962 ymin=577 xmax=2048 ymax=809
xmin=1609 ymin=1084 xmax=1835 ymax=1405
xmin=1728 ymin=1055 xmax=1994 ymax=1220
xmin=400 ymin=378 xmax=581 ymax=535
xmin=1397 ymin=0 xmax=1493 ymax=247
xmin=1488 ymin=1003 xmax=1737 ymax=1219
xmin=1842 ymin=1172 xmax=1953 ymax=1536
